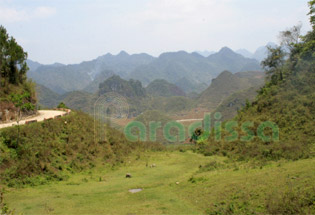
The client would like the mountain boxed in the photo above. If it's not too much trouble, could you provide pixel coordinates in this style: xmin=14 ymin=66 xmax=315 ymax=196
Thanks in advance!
xmin=99 ymin=75 xmax=146 ymax=98
xmin=129 ymin=51 xmax=215 ymax=86
xmin=36 ymin=84 xmax=61 ymax=108
xmin=146 ymin=79 xmax=186 ymax=97
xmin=130 ymin=48 xmax=261 ymax=90
xmin=198 ymin=70 xmax=265 ymax=110
xmin=207 ymin=47 xmax=261 ymax=73
xmin=28 ymin=48 xmax=262 ymax=95
xmin=235 ymin=49 xmax=253 ymax=58
xmin=195 ymin=50 xmax=215 ymax=57
xmin=253 ymin=42 xmax=277 ymax=62
xmin=83 ymin=70 xmax=115 ymax=93
xmin=61 ymin=91 xmax=96 ymax=113
xmin=213 ymin=86 xmax=261 ymax=121
xmin=28 ymin=64 xmax=93 ymax=94
xmin=174 ymin=77 xmax=208 ymax=93
xmin=27 ymin=51 xmax=155 ymax=94
xmin=26 ymin=59 xmax=42 ymax=71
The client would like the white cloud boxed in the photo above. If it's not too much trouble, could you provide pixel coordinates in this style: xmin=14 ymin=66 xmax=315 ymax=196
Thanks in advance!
xmin=33 ymin=6 xmax=56 ymax=19
xmin=0 ymin=6 xmax=56 ymax=23
xmin=0 ymin=7 xmax=27 ymax=22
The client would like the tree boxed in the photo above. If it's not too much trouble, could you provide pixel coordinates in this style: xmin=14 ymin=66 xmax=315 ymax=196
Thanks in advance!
xmin=309 ymin=0 xmax=315 ymax=28
xmin=57 ymin=102 xmax=68 ymax=109
xmin=0 ymin=26 xmax=28 ymax=87
xmin=279 ymin=23 xmax=302 ymax=51
xmin=10 ymin=92 xmax=35 ymax=146
xmin=261 ymin=46 xmax=286 ymax=82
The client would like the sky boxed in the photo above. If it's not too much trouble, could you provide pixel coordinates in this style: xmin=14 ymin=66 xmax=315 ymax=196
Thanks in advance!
xmin=0 ymin=0 xmax=312 ymax=64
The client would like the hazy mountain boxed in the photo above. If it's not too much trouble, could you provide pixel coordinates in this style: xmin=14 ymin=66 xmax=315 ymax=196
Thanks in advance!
xmin=130 ymin=48 xmax=261 ymax=91
xmin=26 ymin=60 xmax=42 ymax=71
xmin=36 ymin=84 xmax=61 ymax=108
xmin=235 ymin=49 xmax=253 ymax=58
xmin=253 ymin=42 xmax=277 ymax=62
xmin=129 ymin=51 xmax=215 ymax=86
xmin=207 ymin=47 xmax=261 ymax=73
xmin=195 ymin=50 xmax=215 ymax=57
xmin=99 ymin=75 xmax=146 ymax=98
xmin=28 ymin=48 xmax=262 ymax=95
xmin=174 ymin=77 xmax=208 ymax=94
xmin=27 ymin=51 xmax=155 ymax=94
xmin=83 ymin=70 xmax=115 ymax=93
xmin=198 ymin=70 xmax=265 ymax=110
xmin=146 ymin=79 xmax=186 ymax=97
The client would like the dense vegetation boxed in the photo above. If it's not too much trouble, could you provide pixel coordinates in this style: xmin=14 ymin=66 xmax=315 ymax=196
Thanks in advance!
xmin=0 ymin=111 xmax=163 ymax=187
xmin=197 ymin=5 xmax=315 ymax=161
xmin=0 ymin=28 xmax=36 ymax=127
xmin=0 ymin=26 xmax=36 ymax=118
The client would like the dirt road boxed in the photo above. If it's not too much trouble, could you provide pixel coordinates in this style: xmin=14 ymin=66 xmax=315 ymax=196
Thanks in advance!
xmin=0 ymin=110 xmax=67 ymax=129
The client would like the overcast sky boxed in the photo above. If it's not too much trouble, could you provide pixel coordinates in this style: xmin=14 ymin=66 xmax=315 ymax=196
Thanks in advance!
xmin=0 ymin=0 xmax=312 ymax=64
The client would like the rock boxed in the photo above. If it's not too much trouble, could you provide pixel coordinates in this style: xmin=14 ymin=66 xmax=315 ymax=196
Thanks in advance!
xmin=126 ymin=173 xmax=132 ymax=178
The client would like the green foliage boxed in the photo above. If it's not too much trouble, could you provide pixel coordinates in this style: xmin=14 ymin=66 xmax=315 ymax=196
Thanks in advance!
xmin=0 ymin=190 xmax=14 ymax=215
xmin=57 ymin=102 xmax=68 ymax=109
xmin=0 ymin=111 xmax=161 ymax=187
xmin=261 ymin=46 xmax=286 ymax=83
xmin=309 ymin=0 xmax=315 ymax=28
xmin=10 ymin=92 xmax=35 ymax=113
xmin=0 ymin=26 xmax=36 ymax=113
xmin=198 ymin=10 xmax=315 ymax=161
xmin=0 ymin=26 xmax=28 ymax=87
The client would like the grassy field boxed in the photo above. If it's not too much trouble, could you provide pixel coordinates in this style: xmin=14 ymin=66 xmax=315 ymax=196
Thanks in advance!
xmin=4 ymin=151 xmax=315 ymax=214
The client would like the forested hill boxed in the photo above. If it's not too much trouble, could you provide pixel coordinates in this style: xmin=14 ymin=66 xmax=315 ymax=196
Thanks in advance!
xmin=199 ymin=19 xmax=315 ymax=160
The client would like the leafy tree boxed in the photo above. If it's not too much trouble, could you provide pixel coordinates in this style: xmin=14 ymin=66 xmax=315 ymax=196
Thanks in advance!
xmin=309 ymin=0 xmax=315 ymax=28
xmin=279 ymin=23 xmax=302 ymax=51
xmin=261 ymin=46 xmax=286 ymax=83
xmin=10 ymin=92 xmax=35 ymax=146
xmin=0 ymin=26 xmax=28 ymax=87
xmin=57 ymin=102 xmax=68 ymax=109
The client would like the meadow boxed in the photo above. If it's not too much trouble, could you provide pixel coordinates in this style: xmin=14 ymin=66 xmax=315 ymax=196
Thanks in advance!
xmin=4 ymin=151 xmax=315 ymax=214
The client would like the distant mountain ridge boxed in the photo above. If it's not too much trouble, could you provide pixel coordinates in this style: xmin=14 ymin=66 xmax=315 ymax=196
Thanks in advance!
xmin=235 ymin=42 xmax=278 ymax=62
xmin=27 ymin=47 xmax=262 ymax=95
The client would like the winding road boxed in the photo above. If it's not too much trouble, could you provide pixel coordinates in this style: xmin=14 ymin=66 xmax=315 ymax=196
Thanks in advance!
xmin=0 ymin=110 xmax=68 ymax=129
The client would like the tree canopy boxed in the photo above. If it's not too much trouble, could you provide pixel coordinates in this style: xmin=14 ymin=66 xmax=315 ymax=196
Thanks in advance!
xmin=0 ymin=25 xmax=28 ymax=88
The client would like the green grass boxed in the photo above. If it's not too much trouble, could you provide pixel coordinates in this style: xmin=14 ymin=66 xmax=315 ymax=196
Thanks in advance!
xmin=3 ymin=151 xmax=315 ymax=214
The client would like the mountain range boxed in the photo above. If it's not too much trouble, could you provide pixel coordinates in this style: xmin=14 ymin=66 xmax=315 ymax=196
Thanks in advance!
xmin=27 ymin=46 xmax=264 ymax=95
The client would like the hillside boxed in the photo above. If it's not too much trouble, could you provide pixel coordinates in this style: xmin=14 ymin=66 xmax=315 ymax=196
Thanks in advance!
xmin=0 ymin=111 xmax=161 ymax=187
xmin=214 ymin=86 xmax=261 ymax=121
xmin=146 ymin=79 xmax=186 ymax=97
xmin=36 ymin=84 xmax=61 ymax=108
xmin=198 ymin=21 xmax=315 ymax=161
xmin=198 ymin=70 xmax=264 ymax=110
